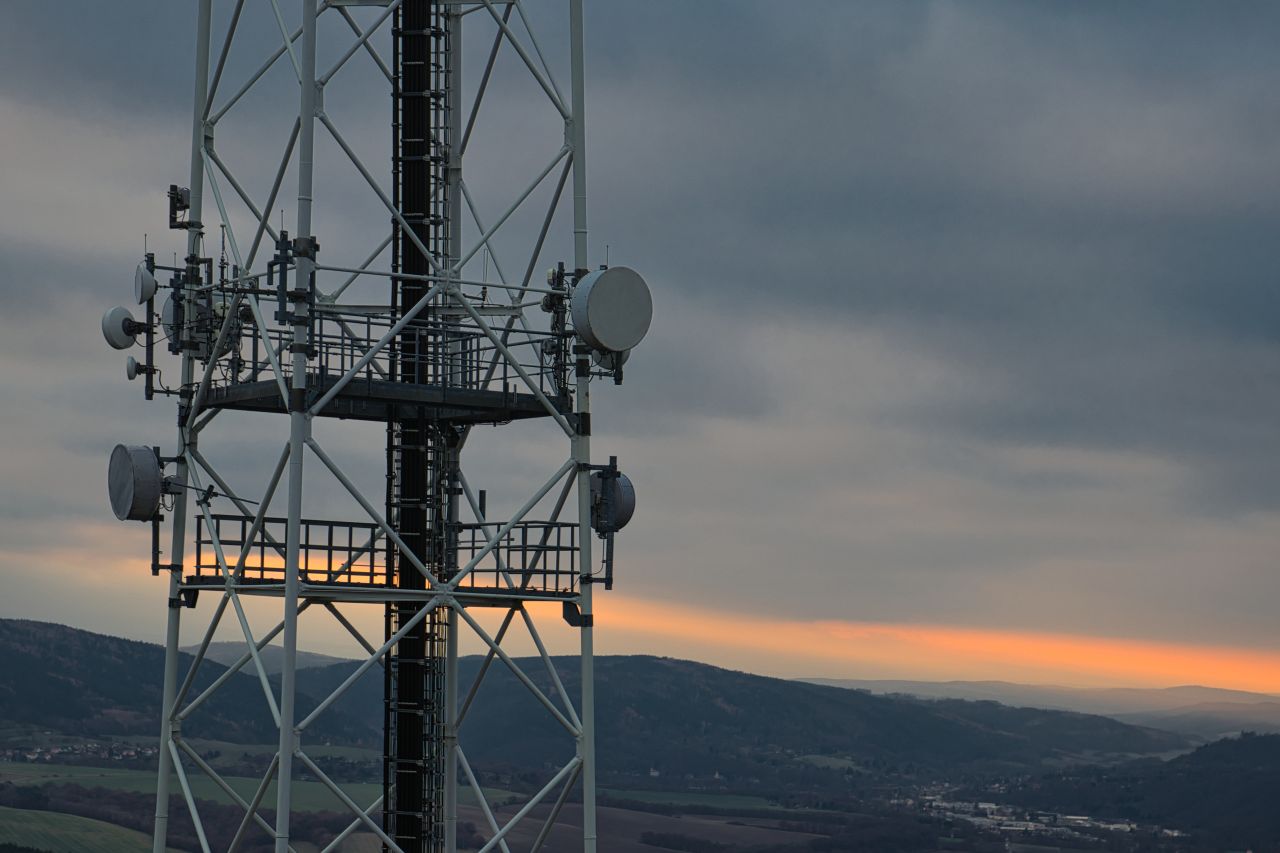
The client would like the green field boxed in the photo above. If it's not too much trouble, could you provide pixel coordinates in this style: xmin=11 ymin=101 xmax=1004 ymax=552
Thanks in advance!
xmin=599 ymin=788 xmax=776 ymax=808
xmin=0 ymin=728 xmax=116 ymax=751
xmin=183 ymin=739 xmax=380 ymax=764
xmin=0 ymin=804 xmax=160 ymax=853
xmin=0 ymin=762 xmax=518 ymax=813
xmin=798 ymin=754 xmax=864 ymax=770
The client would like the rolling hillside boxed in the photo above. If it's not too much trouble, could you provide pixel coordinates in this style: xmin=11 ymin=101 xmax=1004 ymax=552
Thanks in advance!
xmin=296 ymin=655 xmax=1191 ymax=782
xmin=0 ymin=620 xmax=375 ymax=746
xmin=1 ymin=619 xmax=1188 ymax=787
xmin=0 ymin=804 xmax=158 ymax=853
xmin=179 ymin=642 xmax=353 ymax=675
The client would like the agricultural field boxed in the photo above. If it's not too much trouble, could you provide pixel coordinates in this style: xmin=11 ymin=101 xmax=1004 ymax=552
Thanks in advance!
xmin=471 ymin=802 xmax=821 ymax=853
xmin=182 ymin=739 xmax=379 ymax=764
xmin=0 ymin=765 xmax=821 ymax=852
xmin=0 ymin=762 xmax=516 ymax=813
xmin=601 ymin=787 xmax=777 ymax=809
xmin=340 ymin=802 xmax=823 ymax=853
xmin=0 ymin=804 xmax=169 ymax=853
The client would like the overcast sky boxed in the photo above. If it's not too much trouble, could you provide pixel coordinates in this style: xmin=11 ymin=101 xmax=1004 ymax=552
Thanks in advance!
xmin=1 ymin=1 xmax=1278 ymax=689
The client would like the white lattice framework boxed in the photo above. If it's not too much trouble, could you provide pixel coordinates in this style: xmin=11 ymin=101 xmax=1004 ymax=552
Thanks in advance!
xmin=141 ymin=2 xmax=608 ymax=851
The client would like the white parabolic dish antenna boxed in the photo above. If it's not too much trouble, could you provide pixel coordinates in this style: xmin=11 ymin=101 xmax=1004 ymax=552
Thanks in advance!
xmin=108 ymin=444 xmax=163 ymax=521
xmin=135 ymin=264 xmax=157 ymax=304
xmin=101 ymin=305 xmax=139 ymax=350
xmin=160 ymin=292 xmax=179 ymax=341
xmin=571 ymin=266 xmax=653 ymax=352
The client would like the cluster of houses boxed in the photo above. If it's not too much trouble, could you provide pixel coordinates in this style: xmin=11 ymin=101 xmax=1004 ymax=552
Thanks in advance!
xmin=6 ymin=741 xmax=158 ymax=764
xmin=919 ymin=797 xmax=1187 ymax=843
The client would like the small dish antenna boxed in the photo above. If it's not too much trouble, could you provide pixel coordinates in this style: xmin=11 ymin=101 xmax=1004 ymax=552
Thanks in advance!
xmin=160 ymin=292 xmax=180 ymax=342
xmin=135 ymin=264 xmax=158 ymax=304
xmin=571 ymin=267 xmax=652 ymax=352
xmin=593 ymin=348 xmax=630 ymax=372
xmin=102 ymin=305 xmax=141 ymax=350
xmin=108 ymin=444 xmax=163 ymax=521
xmin=590 ymin=469 xmax=636 ymax=534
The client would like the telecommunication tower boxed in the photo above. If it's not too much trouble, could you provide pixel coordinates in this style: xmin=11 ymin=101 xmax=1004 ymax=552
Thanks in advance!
xmin=100 ymin=2 xmax=651 ymax=851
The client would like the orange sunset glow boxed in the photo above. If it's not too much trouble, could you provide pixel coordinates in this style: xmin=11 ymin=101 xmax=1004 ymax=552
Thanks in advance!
xmin=588 ymin=596 xmax=1280 ymax=693
xmin=46 ymin=552 xmax=1280 ymax=695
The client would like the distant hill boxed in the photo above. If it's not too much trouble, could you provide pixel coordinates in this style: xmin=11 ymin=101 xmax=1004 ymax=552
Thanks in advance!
xmin=1113 ymin=700 xmax=1280 ymax=740
xmin=999 ymin=732 xmax=1280 ymax=849
xmin=0 ymin=619 xmax=1189 ymax=789
xmin=805 ymin=678 xmax=1278 ymax=714
xmin=0 ymin=619 xmax=375 ymax=746
xmin=179 ymin=641 xmax=354 ymax=674
xmin=296 ymin=655 xmax=1189 ymax=784
xmin=807 ymin=677 xmax=1280 ymax=740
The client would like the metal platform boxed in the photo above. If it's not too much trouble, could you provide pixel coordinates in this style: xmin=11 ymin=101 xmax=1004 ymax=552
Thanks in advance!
xmin=204 ymin=375 xmax=565 ymax=423
xmin=194 ymin=298 xmax=572 ymax=424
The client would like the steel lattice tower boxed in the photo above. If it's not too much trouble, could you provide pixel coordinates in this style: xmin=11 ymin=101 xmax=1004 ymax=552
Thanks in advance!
xmin=100 ymin=2 xmax=651 ymax=851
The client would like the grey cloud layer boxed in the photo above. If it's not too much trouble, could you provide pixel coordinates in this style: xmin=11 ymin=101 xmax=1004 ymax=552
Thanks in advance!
xmin=580 ymin=1 xmax=1280 ymax=514
xmin=1 ymin=2 xmax=1278 ymax=657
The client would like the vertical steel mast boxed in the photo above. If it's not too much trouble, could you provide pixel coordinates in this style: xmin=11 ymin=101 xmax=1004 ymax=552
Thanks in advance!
xmin=100 ymin=2 xmax=651 ymax=851
xmin=388 ymin=3 xmax=458 ymax=849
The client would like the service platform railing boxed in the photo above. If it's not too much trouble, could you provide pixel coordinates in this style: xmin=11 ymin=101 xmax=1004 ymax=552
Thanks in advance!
xmin=192 ymin=514 xmax=579 ymax=596
xmin=193 ymin=514 xmax=384 ymax=585
xmin=199 ymin=302 xmax=570 ymax=404
xmin=454 ymin=520 xmax=578 ymax=595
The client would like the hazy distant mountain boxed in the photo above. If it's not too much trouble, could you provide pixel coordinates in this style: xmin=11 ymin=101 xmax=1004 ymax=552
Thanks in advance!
xmin=804 ymin=678 xmax=1278 ymax=715
xmin=1113 ymin=701 xmax=1280 ymax=740
xmin=1 ymin=619 xmax=1189 ymax=786
xmin=805 ymin=677 xmax=1280 ymax=741
xmin=179 ymin=641 xmax=355 ymax=674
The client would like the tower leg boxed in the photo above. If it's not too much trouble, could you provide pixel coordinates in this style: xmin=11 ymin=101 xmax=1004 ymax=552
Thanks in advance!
xmin=568 ymin=2 xmax=596 ymax=848
xmin=274 ymin=402 xmax=308 ymax=852
xmin=155 ymin=1 xmax=211 ymax=848
xmin=580 ymin=591 xmax=597 ymax=853
xmin=152 ymin=567 xmax=183 ymax=853
xmin=275 ymin=1 xmax=319 ymax=849
xmin=443 ymin=607 xmax=459 ymax=853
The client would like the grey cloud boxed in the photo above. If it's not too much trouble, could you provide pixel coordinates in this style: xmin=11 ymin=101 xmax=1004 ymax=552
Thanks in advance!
xmin=569 ymin=2 xmax=1280 ymax=511
xmin=4 ymin=2 xmax=1280 ymax=657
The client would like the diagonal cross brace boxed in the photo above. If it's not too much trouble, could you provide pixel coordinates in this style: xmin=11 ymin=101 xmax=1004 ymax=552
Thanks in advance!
xmin=307 ymin=279 xmax=446 ymax=416
xmin=305 ymin=437 xmax=441 ymax=587
xmin=454 ymin=288 xmax=575 ymax=435
xmin=296 ymin=596 xmax=446 ymax=732
xmin=447 ymin=457 xmax=576 ymax=590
